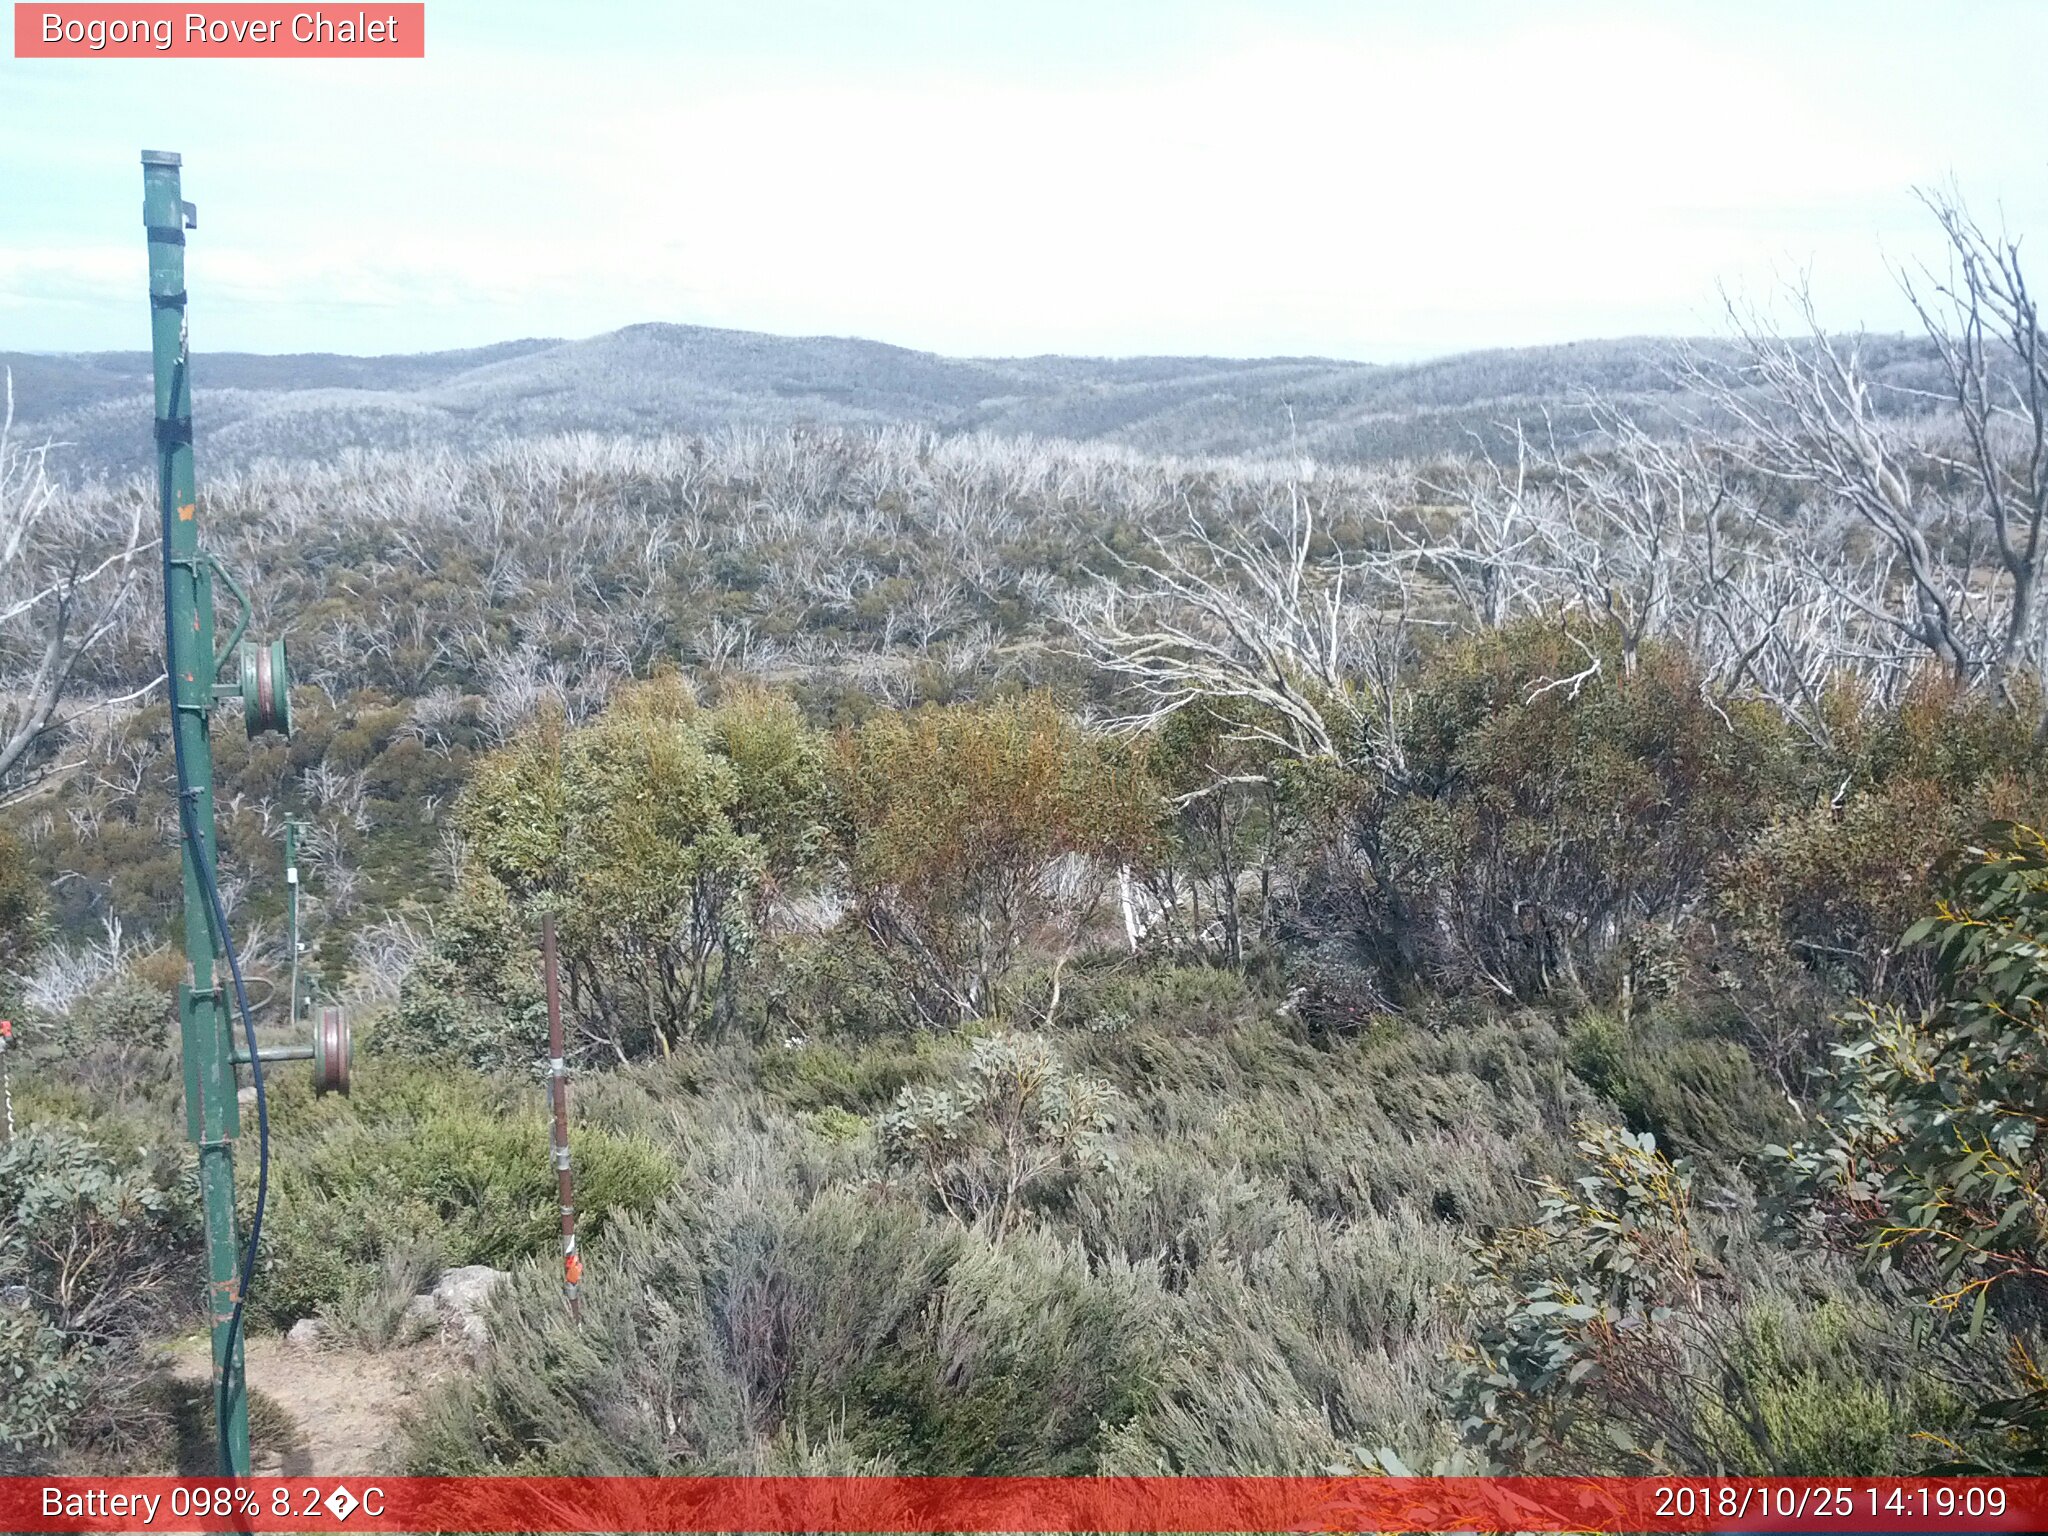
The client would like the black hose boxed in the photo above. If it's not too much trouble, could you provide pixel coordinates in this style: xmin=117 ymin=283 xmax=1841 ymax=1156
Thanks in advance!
xmin=158 ymin=379 xmax=270 ymax=1477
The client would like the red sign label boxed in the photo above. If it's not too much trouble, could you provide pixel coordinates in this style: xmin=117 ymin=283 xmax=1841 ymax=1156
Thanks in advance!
xmin=13 ymin=4 xmax=425 ymax=57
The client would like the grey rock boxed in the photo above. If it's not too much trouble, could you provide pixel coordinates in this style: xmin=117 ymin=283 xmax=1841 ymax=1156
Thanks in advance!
xmin=399 ymin=1265 xmax=512 ymax=1357
xmin=285 ymin=1317 xmax=328 ymax=1350
xmin=431 ymin=1264 xmax=510 ymax=1319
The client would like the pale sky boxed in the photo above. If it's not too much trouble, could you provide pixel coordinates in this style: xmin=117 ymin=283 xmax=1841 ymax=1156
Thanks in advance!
xmin=2 ymin=0 xmax=2044 ymax=361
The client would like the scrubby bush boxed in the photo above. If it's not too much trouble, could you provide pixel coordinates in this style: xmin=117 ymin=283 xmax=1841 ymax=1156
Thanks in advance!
xmin=0 ymin=825 xmax=42 ymax=988
xmin=1454 ymin=1121 xmax=1722 ymax=1471
xmin=755 ymin=929 xmax=913 ymax=1042
xmin=0 ymin=1126 xmax=196 ymax=1350
xmin=836 ymin=1222 xmax=1159 ymax=1473
xmin=449 ymin=679 xmax=832 ymax=1056
xmin=1566 ymin=1006 xmax=1794 ymax=1165
xmin=0 ymin=1127 xmax=198 ymax=1463
xmin=756 ymin=1034 xmax=944 ymax=1116
xmin=835 ymin=695 xmax=1159 ymax=1024
xmin=1104 ymin=1203 xmax=1469 ymax=1474
xmin=1382 ymin=621 xmax=1796 ymax=1001
xmin=1075 ymin=962 xmax=1259 ymax=1038
xmin=1769 ymin=822 xmax=2048 ymax=1465
xmin=1718 ymin=679 xmax=2045 ymax=1002
xmin=315 ymin=1240 xmax=443 ymax=1351
xmin=1771 ymin=822 xmax=2048 ymax=1317
xmin=61 ymin=969 xmax=175 ymax=1053
xmin=0 ymin=1307 xmax=81 ymax=1467
xmin=404 ymin=1221 xmax=751 ymax=1474
xmin=379 ymin=875 xmax=544 ymax=1071
xmin=880 ymin=1033 xmax=1119 ymax=1235
xmin=252 ymin=1060 xmax=673 ymax=1328
xmin=1452 ymin=1121 xmax=1955 ymax=1474
xmin=1143 ymin=701 xmax=1294 ymax=965
xmin=408 ymin=1183 xmax=1160 ymax=1476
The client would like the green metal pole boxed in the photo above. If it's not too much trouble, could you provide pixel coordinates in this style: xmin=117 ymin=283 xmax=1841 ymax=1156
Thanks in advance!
xmin=144 ymin=149 xmax=251 ymax=1477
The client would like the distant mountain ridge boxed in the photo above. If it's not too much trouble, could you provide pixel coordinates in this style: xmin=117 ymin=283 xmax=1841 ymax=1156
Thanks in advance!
xmin=0 ymin=321 xmax=1941 ymax=479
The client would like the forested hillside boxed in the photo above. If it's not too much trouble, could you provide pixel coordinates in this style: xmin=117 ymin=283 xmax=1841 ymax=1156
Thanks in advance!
xmin=2 ymin=325 xmax=1951 ymax=479
xmin=6 ymin=190 xmax=2048 ymax=1480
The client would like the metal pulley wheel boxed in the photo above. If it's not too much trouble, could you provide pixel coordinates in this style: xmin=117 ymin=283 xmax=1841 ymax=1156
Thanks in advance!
xmin=312 ymin=1005 xmax=351 ymax=1095
xmin=240 ymin=638 xmax=292 ymax=738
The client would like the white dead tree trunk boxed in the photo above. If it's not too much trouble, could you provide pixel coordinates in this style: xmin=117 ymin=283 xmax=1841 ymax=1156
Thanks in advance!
xmin=1065 ymin=478 xmax=1412 ymax=781
xmin=1687 ymin=188 xmax=2047 ymax=724
xmin=1409 ymin=436 xmax=1559 ymax=631
xmin=1065 ymin=476 xmax=1420 ymax=968
xmin=1901 ymin=187 xmax=2048 ymax=714
xmin=1541 ymin=410 xmax=1726 ymax=675
xmin=0 ymin=373 xmax=151 ymax=799
xmin=1702 ymin=293 xmax=1973 ymax=678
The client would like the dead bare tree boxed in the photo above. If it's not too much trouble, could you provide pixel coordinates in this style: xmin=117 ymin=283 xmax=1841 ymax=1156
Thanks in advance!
xmin=0 ymin=373 xmax=151 ymax=798
xmin=1704 ymin=295 xmax=1972 ymax=673
xmin=1688 ymin=188 xmax=2048 ymax=727
xmin=1901 ymin=186 xmax=2048 ymax=712
xmin=1066 ymin=478 xmax=1414 ymax=778
xmin=1541 ymin=410 xmax=1730 ymax=676
xmin=1411 ymin=434 xmax=1559 ymax=631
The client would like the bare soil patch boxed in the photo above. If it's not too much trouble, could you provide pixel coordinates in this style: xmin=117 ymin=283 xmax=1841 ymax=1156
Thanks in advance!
xmin=155 ymin=1332 xmax=461 ymax=1475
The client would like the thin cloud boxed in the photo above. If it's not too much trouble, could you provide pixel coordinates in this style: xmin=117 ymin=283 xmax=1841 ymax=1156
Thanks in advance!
xmin=3 ymin=1 xmax=2043 ymax=357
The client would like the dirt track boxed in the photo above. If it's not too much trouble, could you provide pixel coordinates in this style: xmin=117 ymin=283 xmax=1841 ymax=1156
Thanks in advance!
xmin=158 ymin=1333 xmax=461 ymax=1475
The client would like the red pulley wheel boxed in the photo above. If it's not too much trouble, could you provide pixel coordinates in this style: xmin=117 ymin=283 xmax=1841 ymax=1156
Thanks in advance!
xmin=312 ymin=1005 xmax=351 ymax=1095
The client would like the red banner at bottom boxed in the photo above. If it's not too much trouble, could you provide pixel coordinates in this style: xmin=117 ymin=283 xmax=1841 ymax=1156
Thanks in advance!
xmin=7 ymin=1475 xmax=2041 ymax=1533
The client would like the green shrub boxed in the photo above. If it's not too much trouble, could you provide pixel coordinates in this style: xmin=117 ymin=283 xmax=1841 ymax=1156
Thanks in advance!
xmin=1453 ymin=1121 xmax=1721 ymax=1471
xmin=316 ymin=1239 xmax=444 ymax=1351
xmin=1452 ymin=1121 xmax=1956 ymax=1475
xmin=1566 ymin=1009 xmax=1793 ymax=1164
xmin=253 ymin=1060 xmax=673 ymax=1327
xmin=1705 ymin=1296 xmax=1968 ymax=1474
xmin=0 ymin=825 xmax=43 ymax=988
xmin=1382 ymin=620 xmax=1797 ymax=1000
xmin=0 ymin=1127 xmax=198 ymax=1464
xmin=0 ymin=1308 xmax=82 ymax=1466
xmin=756 ymin=1035 xmax=945 ymax=1115
xmin=880 ymin=1033 xmax=1119 ymax=1235
xmin=404 ymin=1249 xmax=725 ymax=1474
xmin=1071 ymin=1145 xmax=1291 ymax=1290
xmin=63 ymin=970 xmax=174 ymax=1052
xmin=0 ymin=1126 xmax=197 ymax=1346
xmin=1097 ymin=1198 xmax=1469 ymax=1474
xmin=409 ymin=1184 xmax=1160 ymax=1476
xmin=1079 ymin=964 xmax=1258 ymax=1037
xmin=446 ymin=679 xmax=833 ymax=1054
xmin=1717 ymin=677 xmax=2046 ymax=1001
xmin=1768 ymin=822 xmax=2048 ymax=1471
xmin=378 ymin=876 xmax=544 ymax=1072
xmin=833 ymin=695 xmax=1159 ymax=1025
xmin=757 ymin=929 xmax=909 ymax=1041
xmin=829 ymin=1224 xmax=1159 ymax=1473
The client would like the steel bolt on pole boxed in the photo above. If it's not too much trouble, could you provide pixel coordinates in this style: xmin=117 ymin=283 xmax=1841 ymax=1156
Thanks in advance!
xmin=143 ymin=148 xmax=251 ymax=1476
xmin=542 ymin=915 xmax=582 ymax=1319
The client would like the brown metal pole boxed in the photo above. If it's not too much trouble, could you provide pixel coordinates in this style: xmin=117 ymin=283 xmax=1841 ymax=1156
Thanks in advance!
xmin=542 ymin=914 xmax=581 ymax=1320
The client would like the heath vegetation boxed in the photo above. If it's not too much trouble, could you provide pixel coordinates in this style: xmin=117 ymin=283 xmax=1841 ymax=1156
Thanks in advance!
xmin=6 ymin=188 xmax=2048 ymax=1476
